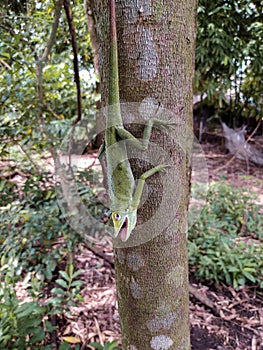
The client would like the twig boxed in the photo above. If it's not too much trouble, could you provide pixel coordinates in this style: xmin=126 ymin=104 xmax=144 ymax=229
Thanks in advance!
xmin=43 ymin=102 xmax=62 ymax=119
xmin=35 ymin=0 xmax=63 ymax=159
xmin=94 ymin=317 xmax=104 ymax=345
xmin=246 ymin=118 xmax=262 ymax=143
xmin=84 ymin=242 xmax=114 ymax=269
xmin=213 ymin=153 xmax=236 ymax=173
xmin=189 ymin=284 xmax=220 ymax=316
xmin=17 ymin=143 xmax=41 ymax=173
xmin=40 ymin=0 xmax=63 ymax=64
xmin=50 ymin=315 xmax=59 ymax=350
xmin=83 ymin=0 xmax=100 ymax=75
xmin=0 ymin=60 xmax=11 ymax=69
xmin=63 ymin=0 xmax=82 ymax=124
xmin=0 ymin=23 xmax=35 ymax=53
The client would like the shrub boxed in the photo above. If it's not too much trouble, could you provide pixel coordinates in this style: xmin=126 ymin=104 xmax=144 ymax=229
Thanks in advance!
xmin=188 ymin=181 xmax=263 ymax=289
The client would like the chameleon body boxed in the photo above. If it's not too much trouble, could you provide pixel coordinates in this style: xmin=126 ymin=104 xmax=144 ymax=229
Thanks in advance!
xmin=102 ymin=0 xmax=169 ymax=241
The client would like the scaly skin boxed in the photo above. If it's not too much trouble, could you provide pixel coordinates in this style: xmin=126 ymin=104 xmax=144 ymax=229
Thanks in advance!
xmin=104 ymin=0 xmax=169 ymax=241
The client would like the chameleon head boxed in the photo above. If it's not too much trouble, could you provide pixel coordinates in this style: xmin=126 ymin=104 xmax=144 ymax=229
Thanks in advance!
xmin=111 ymin=210 xmax=137 ymax=242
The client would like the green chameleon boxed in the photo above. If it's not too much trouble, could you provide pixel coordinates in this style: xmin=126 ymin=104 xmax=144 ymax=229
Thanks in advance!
xmin=100 ymin=0 xmax=171 ymax=242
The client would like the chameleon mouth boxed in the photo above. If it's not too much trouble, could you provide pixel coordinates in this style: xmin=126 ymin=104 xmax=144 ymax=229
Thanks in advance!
xmin=119 ymin=217 xmax=129 ymax=241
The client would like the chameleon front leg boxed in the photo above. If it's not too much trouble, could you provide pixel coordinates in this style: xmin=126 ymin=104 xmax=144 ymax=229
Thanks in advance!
xmin=131 ymin=164 xmax=167 ymax=210
xmin=98 ymin=119 xmax=171 ymax=159
xmin=116 ymin=119 xmax=171 ymax=151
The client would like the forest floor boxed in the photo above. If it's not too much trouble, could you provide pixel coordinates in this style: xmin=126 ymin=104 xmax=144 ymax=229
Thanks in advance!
xmin=56 ymin=132 xmax=263 ymax=350
xmin=6 ymin=131 xmax=262 ymax=349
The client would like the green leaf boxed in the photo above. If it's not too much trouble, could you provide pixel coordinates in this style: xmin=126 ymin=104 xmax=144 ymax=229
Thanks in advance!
xmin=45 ymin=320 xmax=55 ymax=332
xmin=20 ymin=317 xmax=43 ymax=329
xmin=50 ymin=296 xmax=64 ymax=304
xmin=58 ymin=343 xmax=71 ymax=350
xmin=29 ymin=327 xmax=45 ymax=344
xmin=56 ymin=278 xmax=68 ymax=289
xmin=59 ymin=271 xmax=71 ymax=282
xmin=108 ymin=340 xmax=120 ymax=350
xmin=242 ymin=270 xmax=256 ymax=283
xmin=51 ymin=287 xmax=66 ymax=295
xmin=0 ymin=52 xmax=11 ymax=59
xmin=71 ymin=280 xmax=83 ymax=287
xmin=89 ymin=342 xmax=104 ymax=350
xmin=14 ymin=302 xmax=40 ymax=318
xmin=72 ymin=269 xmax=84 ymax=279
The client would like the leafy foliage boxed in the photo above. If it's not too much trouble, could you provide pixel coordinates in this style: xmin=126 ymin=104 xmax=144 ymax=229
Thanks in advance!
xmin=0 ymin=158 xmax=103 ymax=347
xmin=0 ymin=0 xmax=262 ymax=347
xmin=0 ymin=2 xmax=99 ymax=345
xmin=0 ymin=165 xmax=102 ymax=278
xmin=196 ymin=0 xmax=263 ymax=122
xmin=189 ymin=181 xmax=263 ymax=289
xmin=0 ymin=0 xmax=97 ymax=157
xmin=0 ymin=254 xmax=84 ymax=348
xmin=0 ymin=255 xmax=48 ymax=348
xmin=0 ymin=173 xmax=68 ymax=280
xmin=50 ymin=265 xmax=84 ymax=314
xmin=89 ymin=340 xmax=121 ymax=350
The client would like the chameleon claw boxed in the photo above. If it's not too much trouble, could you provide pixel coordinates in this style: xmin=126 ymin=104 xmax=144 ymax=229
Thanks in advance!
xmin=155 ymin=120 xmax=176 ymax=132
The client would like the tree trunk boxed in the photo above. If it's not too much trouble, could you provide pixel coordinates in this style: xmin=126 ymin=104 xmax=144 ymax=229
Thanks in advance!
xmin=87 ymin=1 xmax=197 ymax=349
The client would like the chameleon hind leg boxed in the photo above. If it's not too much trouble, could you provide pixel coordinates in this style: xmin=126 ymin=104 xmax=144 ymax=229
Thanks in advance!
xmin=131 ymin=164 xmax=168 ymax=210
xmin=116 ymin=118 xmax=171 ymax=151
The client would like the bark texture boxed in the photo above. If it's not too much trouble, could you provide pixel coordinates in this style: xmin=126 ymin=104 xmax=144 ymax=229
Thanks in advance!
xmin=86 ymin=1 xmax=197 ymax=349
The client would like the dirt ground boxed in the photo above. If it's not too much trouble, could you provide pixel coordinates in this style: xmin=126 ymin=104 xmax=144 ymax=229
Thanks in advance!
xmin=66 ymin=245 xmax=263 ymax=350
xmin=56 ymin=133 xmax=263 ymax=350
xmin=4 ymin=131 xmax=262 ymax=349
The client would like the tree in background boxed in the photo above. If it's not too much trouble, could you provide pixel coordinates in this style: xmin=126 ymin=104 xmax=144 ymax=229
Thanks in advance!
xmin=0 ymin=0 xmax=262 ymax=348
xmin=1 ymin=0 xmax=262 ymax=143
xmin=0 ymin=0 xmax=96 ymax=160
xmin=0 ymin=2 xmax=98 ymax=347
xmin=195 ymin=0 xmax=263 ymax=127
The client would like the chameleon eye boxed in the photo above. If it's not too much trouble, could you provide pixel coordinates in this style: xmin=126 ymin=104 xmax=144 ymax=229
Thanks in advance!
xmin=113 ymin=212 xmax=121 ymax=221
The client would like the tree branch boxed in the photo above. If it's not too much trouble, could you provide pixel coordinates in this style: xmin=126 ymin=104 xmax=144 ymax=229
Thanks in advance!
xmin=40 ymin=0 xmax=64 ymax=63
xmin=63 ymin=0 xmax=82 ymax=124
xmin=35 ymin=0 xmax=63 ymax=158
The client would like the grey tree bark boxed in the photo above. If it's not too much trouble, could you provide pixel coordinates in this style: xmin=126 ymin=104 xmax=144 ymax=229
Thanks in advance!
xmin=85 ymin=1 xmax=197 ymax=349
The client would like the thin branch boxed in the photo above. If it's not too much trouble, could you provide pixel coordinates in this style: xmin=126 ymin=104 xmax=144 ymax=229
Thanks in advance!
xmin=35 ymin=0 xmax=63 ymax=158
xmin=84 ymin=0 xmax=100 ymax=76
xmin=40 ymin=0 xmax=64 ymax=63
xmin=63 ymin=0 xmax=82 ymax=124
xmin=246 ymin=118 xmax=262 ymax=143
xmin=85 ymin=242 xmax=115 ymax=268
xmin=36 ymin=0 xmax=63 ymax=105
xmin=43 ymin=102 xmax=62 ymax=119
xmin=17 ymin=143 xmax=41 ymax=173
xmin=0 ymin=23 xmax=16 ymax=33
xmin=189 ymin=284 xmax=219 ymax=316
xmin=213 ymin=153 xmax=236 ymax=173
xmin=0 ymin=60 xmax=11 ymax=69
xmin=1 ymin=169 xmax=31 ymax=180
